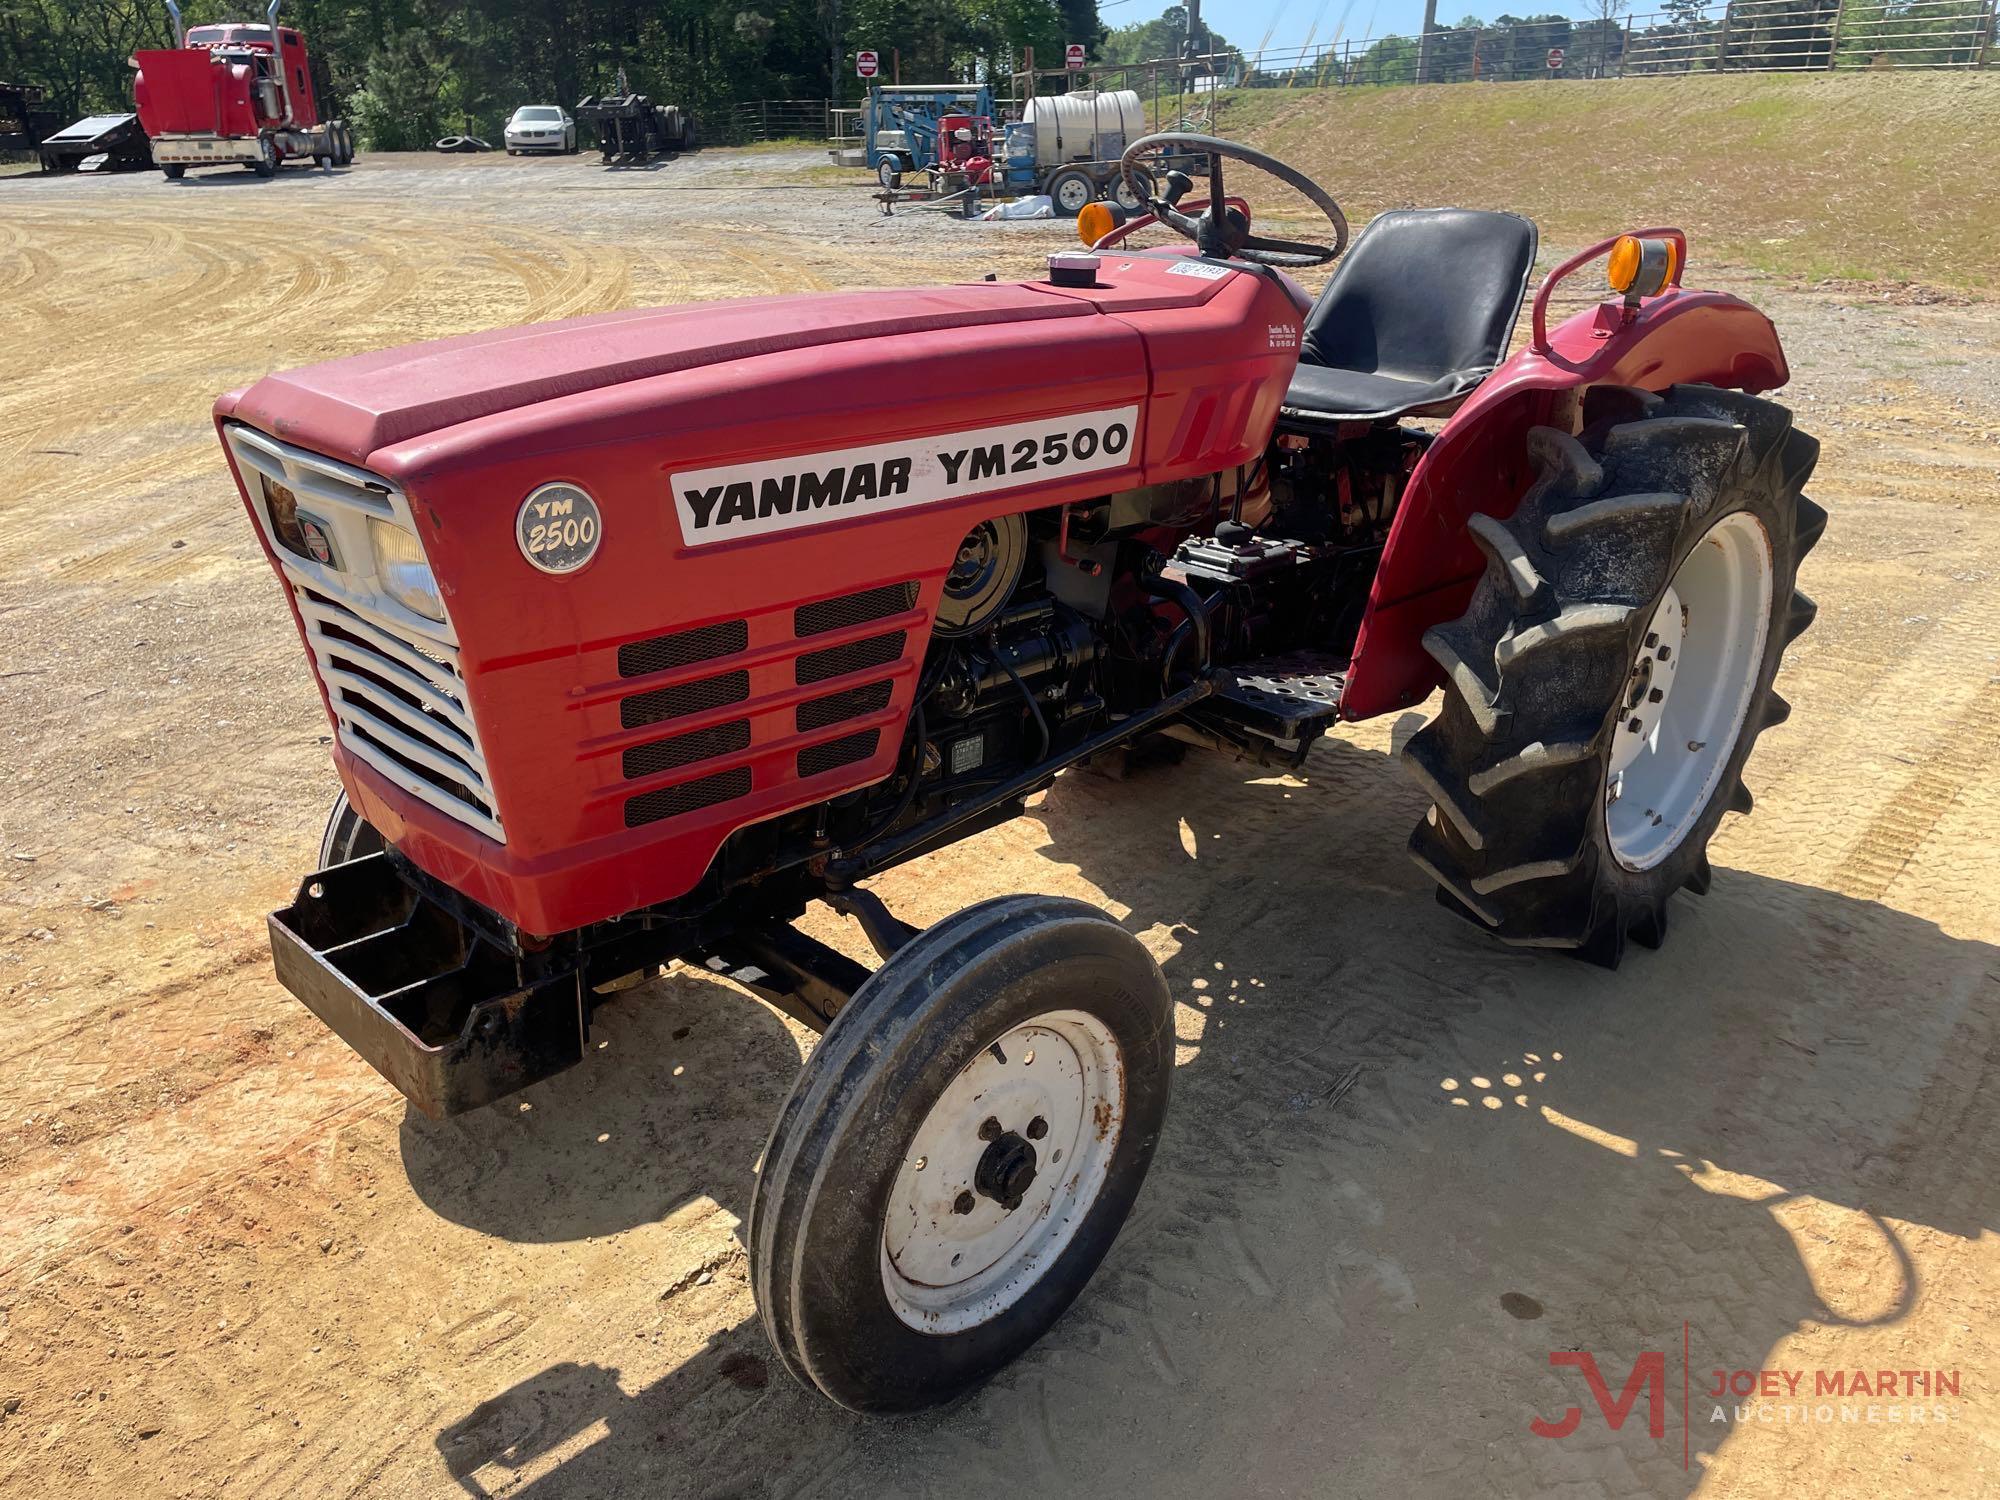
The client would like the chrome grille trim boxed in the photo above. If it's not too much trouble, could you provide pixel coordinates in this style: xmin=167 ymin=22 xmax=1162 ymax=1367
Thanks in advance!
xmin=226 ymin=423 xmax=504 ymax=844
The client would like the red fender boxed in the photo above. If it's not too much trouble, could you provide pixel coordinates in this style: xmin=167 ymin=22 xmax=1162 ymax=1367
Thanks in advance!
xmin=1340 ymin=266 xmax=1789 ymax=722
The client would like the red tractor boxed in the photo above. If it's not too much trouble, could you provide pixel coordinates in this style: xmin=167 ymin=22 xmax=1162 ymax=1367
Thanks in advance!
xmin=133 ymin=0 xmax=352 ymax=179
xmin=216 ymin=137 xmax=1821 ymax=1411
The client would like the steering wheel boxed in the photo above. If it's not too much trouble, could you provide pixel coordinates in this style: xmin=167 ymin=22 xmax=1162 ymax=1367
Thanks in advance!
xmin=1118 ymin=132 xmax=1348 ymax=269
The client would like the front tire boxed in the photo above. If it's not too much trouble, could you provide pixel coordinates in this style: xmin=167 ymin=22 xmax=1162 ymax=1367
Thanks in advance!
xmin=750 ymin=896 xmax=1174 ymax=1412
xmin=319 ymin=791 xmax=385 ymax=867
xmin=161 ymin=163 xmax=185 ymax=180
xmin=1402 ymin=384 xmax=1824 ymax=966
xmin=252 ymin=137 xmax=277 ymax=177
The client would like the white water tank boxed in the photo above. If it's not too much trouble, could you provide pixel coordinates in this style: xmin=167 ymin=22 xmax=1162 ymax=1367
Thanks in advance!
xmin=1024 ymin=89 xmax=1145 ymax=168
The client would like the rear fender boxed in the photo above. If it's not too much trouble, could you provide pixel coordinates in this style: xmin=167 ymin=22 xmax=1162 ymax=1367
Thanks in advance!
xmin=1340 ymin=281 xmax=1788 ymax=721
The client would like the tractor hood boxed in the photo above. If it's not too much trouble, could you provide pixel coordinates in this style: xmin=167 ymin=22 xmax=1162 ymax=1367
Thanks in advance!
xmin=218 ymin=286 xmax=1094 ymax=467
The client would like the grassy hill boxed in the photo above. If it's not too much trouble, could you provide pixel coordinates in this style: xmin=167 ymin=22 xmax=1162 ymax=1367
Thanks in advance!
xmin=1219 ymin=72 xmax=2000 ymax=291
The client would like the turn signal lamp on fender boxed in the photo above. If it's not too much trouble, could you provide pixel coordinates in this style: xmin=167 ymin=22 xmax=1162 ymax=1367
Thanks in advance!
xmin=1076 ymin=200 xmax=1120 ymax=249
xmin=1607 ymin=234 xmax=1678 ymax=305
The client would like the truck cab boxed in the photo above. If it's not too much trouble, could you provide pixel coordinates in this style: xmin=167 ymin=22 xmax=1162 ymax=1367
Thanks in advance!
xmin=132 ymin=1 xmax=349 ymax=178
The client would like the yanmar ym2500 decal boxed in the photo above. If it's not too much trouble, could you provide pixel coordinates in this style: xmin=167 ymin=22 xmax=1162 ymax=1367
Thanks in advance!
xmin=669 ymin=405 xmax=1141 ymax=547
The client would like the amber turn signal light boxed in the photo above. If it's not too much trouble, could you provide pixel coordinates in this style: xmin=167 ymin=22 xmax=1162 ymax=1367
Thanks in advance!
xmin=1606 ymin=235 xmax=1678 ymax=299
xmin=1076 ymin=201 xmax=1118 ymax=248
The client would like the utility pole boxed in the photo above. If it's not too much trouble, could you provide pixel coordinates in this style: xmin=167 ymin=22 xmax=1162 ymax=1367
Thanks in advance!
xmin=1417 ymin=0 xmax=1439 ymax=81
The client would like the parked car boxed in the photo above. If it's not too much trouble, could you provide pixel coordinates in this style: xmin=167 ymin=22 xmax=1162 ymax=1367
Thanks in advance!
xmin=504 ymin=105 xmax=575 ymax=155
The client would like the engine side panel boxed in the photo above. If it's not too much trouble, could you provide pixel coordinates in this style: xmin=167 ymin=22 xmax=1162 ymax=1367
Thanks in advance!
xmin=1341 ymin=289 xmax=1790 ymax=721
xmin=219 ymin=258 xmax=1303 ymax=933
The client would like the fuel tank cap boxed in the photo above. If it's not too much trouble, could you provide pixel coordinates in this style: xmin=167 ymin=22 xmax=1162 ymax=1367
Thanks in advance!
xmin=1046 ymin=253 xmax=1101 ymax=289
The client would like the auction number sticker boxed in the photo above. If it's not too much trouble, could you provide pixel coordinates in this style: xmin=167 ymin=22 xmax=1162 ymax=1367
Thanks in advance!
xmin=669 ymin=406 xmax=1141 ymax=547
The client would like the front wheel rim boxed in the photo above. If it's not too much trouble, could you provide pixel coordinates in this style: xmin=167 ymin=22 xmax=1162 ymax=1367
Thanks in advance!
xmin=880 ymin=1008 xmax=1124 ymax=1334
xmin=1605 ymin=509 xmax=1773 ymax=871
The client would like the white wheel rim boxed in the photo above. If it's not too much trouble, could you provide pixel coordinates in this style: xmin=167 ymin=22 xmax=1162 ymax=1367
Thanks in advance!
xmin=1056 ymin=179 xmax=1090 ymax=212
xmin=880 ymin=1009 xmax=1124 ymax=1334
xmin=1605 ymin=509 xmax=1773 ymax=871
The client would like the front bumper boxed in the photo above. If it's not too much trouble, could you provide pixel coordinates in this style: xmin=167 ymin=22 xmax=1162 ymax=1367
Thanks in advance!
xmin=153 ymin=134 xmax=262 ymax=165
xmin=270 ymin=854 xmax=587 ymax=1117
xmin=506 ymin=134 xmax=566 ymax=151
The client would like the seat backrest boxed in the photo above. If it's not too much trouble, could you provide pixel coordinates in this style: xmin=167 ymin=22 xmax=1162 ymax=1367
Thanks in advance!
xmin=1302 ymin=208 xmax=1539 ymax=385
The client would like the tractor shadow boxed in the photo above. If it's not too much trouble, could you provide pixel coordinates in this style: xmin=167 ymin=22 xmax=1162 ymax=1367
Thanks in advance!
xmin=395 ymin=967 xmax=802 ymax=1243
xmin=429 ymin=734 xmax=1997 ymax=1497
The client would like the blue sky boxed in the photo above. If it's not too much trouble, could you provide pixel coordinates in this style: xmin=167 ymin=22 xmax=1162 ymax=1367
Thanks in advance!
xmin=1097 ymin=0 xmax=1604 ymax=49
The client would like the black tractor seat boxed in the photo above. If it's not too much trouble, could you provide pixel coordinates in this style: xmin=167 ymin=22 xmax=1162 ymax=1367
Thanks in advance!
xmin=1281 ymin=208 xmax=1539 ymax=427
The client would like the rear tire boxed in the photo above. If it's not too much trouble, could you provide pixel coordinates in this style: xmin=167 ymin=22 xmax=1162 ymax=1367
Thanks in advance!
xmin=750 ymin=896 xmax=1173 ymax=1412
xmin=1402 ymin=383 xmax=1824 ymax=966
xmin=162 ymin=163 xmax=185 ymax=180
xmin=319 ymin=791 xmax=385 ymax=867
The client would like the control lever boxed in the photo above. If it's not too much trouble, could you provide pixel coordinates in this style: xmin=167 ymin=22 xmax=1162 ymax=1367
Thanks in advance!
xmin=1158 ymin=169 xmax=1194 ymax=208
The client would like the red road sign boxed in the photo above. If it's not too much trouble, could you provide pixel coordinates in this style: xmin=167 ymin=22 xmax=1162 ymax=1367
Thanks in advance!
xmin=1546 ymin=46 xmax=1565 ymax=69
xmin=1065 ymin=44 xmax=1086 ymax=70
xmin=856 ymin=50 xmax=880 ymax=78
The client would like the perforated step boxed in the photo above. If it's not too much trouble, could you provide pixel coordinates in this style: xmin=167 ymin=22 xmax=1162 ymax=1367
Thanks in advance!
xmin=1199 ymin=650 xmax=1348 ymax=740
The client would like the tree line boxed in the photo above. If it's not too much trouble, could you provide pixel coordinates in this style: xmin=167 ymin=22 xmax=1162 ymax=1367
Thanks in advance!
xmin=2 ymin=0 xmax=1106 ymax=148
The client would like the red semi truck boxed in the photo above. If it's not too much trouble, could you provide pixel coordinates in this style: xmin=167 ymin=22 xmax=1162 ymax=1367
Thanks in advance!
xmin=133 ymin=0 xmax=352 ymax=179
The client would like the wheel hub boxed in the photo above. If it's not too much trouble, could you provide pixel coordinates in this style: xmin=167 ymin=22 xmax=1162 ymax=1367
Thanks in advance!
xmin=973 ymin=1131 xmax=1038 ymax=1210
xmin=1609 ymin=584 xmax=1684 ymax=781
xmin=879 ymin=1009 xmax=1125 ymax=1333
xmin=1604 ymin=511 xmax=1773 ymax=871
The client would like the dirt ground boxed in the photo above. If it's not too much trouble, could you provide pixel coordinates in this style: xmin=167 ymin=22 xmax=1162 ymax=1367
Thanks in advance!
xmin=2 ymin=147 xmax=1998 ymax=1499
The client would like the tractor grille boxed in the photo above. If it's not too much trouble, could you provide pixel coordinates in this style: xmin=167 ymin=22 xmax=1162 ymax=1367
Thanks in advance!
xmin=621 ymin=719 xmax=751 ymax=781
xmin=618 ymin=620 xmax=749 ymax=678
xmin=624 ymin=768 xmax=751 ymax=828
xmin=620 ymin=670 xmax=750 ymax=730
xmin=797 ymin=631 xmax=906 ymax=685
xmin=796 ymin=679 xmax=893 ymax=732
xmin=794 ymin=582 xmax=919 ymax=638
xmin=295 ymin=590 xmax=501 ymax=842
xmin=610 ymin=582 xmax=918 ymax=830
xmin=798 ymin=729 xmax=880 ymax=779
xmin=225 ymin=422 xmax=503 ymax=844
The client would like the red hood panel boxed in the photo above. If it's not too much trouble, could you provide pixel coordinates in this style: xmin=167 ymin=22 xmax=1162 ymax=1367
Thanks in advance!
xmin=219 ymin=286 xmax=1091 ymax=465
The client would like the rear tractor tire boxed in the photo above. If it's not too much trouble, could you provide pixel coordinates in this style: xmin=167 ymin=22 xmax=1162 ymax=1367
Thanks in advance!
xmin=1402 ymin=383 xmax=1824 ymax=967
xmin=750 ymin=896 xmax=1174 ymax=1411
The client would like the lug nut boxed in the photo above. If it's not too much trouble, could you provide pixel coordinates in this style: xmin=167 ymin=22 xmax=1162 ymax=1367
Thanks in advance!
xmin=1026 ymin=1116 xmax=1048 ymax=1140
xmin=1658 ymin=645 xmax=1672 ymax=661
xmin=953 ymin=1191 xmax=976 ymax=1215
xmin=1648 ymin=687 xmax=1664 ymax=702
xmin=978 ymin=1117 xmax=1002 ymax=1141
xmin=1645 ymin=631 xmax=1658 ymax=648
xmin=1628 ymin=716 xmax=1644 ymax=733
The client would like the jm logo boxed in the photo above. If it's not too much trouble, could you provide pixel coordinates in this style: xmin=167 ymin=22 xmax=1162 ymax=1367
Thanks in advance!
xmin=1531 ymin=1352 xmax=1667 ymax=1440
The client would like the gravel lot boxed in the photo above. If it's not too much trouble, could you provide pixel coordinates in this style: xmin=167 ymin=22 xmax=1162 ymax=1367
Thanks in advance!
xmin=2 ymin=147 xmax=1998 ymax=1499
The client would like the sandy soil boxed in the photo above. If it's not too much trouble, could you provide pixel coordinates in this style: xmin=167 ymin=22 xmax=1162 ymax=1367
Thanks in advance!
xmin=2 ymin=148 xmax=1997 ymax=1499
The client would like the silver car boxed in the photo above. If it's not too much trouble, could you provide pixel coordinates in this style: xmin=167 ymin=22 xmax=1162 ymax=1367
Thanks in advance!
xmin=505 ymin=105 xmax=577 ymax=155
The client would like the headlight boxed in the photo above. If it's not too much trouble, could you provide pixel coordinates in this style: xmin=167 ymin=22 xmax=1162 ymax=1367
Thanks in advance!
xmin=368 ymin=517 xmax=445 ymax=622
